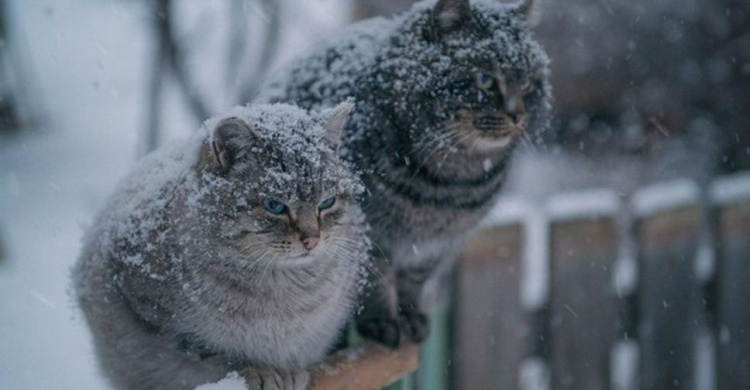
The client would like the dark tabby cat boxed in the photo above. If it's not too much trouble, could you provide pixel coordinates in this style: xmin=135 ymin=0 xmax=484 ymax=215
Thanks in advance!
xmin=258 ymin=0 xmax=551 ymax=347
xmin=74 ymin=103 xmax=369 ymax=390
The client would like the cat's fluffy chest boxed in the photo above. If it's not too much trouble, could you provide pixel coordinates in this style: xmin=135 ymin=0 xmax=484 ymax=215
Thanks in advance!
xmin=175 ymin=265 xmax=355 ymax=368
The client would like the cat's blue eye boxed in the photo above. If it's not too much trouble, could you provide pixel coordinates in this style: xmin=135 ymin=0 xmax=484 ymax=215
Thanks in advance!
xmin=263 ymin=199 xmax=287 ymax=215
xmin=318 ymin=196 xmax=336 ymax=211
xmin=475 ymin=73 xmax=495 ymax=90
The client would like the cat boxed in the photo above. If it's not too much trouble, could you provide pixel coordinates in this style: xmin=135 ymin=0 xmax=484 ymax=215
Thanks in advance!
xmin=73 ymin=102 xmax=369 ymax=390
xmin=256 ymin=0 xmax=551 ymax=347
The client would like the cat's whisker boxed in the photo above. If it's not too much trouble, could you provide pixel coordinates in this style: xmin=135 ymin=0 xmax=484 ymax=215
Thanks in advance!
xmin=324 ymin=236 xmax=370 ymax=255
xmin=323 ymin=241 xmax=365 ymax=263
xmin=412 ymin=131 xmax=463 ymax=179
xmin=326 ymin=236 xmax=389 ymax=265
xmin=240 ymin=247 xmax=275 ymax=268
xmin=238 ymin=241 xmax=266 ymax=254
xmin=412 ymin=123 xmax=462 ymax=155
xmin=520 ymin=131 xmax=534 ymax=148
xmin=413 ymin=125 xmax=461 ymax=155
xmin=326 ymin=242 xmax=388 ymax=284
xmin=244 ymin=249 xmax=273 ymax=271
xmin=434 ymin=131 xmax=476 ymax=176
xmin=257 ymin=252 xmax=277 ymax=285
xmin=325 ymin=235 xmax=369 ymax=250
xmin=324 ymin=245 xmax=357 ymax=263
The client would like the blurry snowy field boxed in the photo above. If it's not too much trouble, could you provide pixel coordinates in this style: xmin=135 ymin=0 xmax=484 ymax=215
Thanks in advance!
xmin=0 ymin=1 xmax=349 ymax=388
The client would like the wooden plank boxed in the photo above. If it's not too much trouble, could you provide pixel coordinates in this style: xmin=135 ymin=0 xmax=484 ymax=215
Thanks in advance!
xmin=307 ymin=342 xmax=419 ymax=390
xmin=549 ymin=217 xmax=619 ymax=390
xmin=716 ymin=199 xmax=750 ymax=389
xmin=454 ymin=225 xmax=527 ymax=390
xmin=637 ymin=205 xmax=701 ymax=390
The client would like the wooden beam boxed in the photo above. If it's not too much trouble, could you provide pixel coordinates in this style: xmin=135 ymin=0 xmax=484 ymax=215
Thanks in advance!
xmin=308 ymin=342 xmax=419 ymax=390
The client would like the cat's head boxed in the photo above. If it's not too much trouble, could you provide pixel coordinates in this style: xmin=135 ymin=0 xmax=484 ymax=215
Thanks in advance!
xmin=195 ymin=103 xmax=367 ymax=268
xmin=384 ymin=0 xmax=550 ymax=154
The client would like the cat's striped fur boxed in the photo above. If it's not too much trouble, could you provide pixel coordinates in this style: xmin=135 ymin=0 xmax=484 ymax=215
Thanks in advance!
xmin=258 ymin=0 xmax=551 ymax=346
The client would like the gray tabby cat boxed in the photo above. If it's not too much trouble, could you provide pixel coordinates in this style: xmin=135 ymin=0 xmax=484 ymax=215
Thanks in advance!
xmin=73 ymin=102 xmax=368 ymax=390
xmin=257 ymin=0 xmax=551 ymax=347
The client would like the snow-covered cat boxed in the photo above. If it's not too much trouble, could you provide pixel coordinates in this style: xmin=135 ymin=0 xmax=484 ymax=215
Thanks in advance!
xmin=74 ymin=103 xmax=369 ymax=390
xmin=257 ymin=0 xmax=551 ymax=347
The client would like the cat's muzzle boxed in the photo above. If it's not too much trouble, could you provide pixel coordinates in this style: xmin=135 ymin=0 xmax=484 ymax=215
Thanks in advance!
xmin=472 ymin=115 xmax=505 ymax=132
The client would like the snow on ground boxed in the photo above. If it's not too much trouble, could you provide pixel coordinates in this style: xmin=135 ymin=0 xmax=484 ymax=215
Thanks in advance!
xmin=0 ymin=2 xmax=145 ymax=388
xmin=0 ymin=0 xmax=350 ymax=389
xmin=195 ymin=372 xmax=248 ymax=390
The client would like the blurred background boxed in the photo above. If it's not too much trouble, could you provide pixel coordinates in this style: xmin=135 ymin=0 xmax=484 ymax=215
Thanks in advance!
xmin=0 ymin=0 xmax=748 ymax=389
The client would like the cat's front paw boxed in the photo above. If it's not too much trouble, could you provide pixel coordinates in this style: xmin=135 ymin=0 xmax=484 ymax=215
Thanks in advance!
xmin=357 ymin=316 xmax=402 ymax=349
xmin=398 ymin=309 xmax=430 ymax=344
xmin=242 ymin=366 xmax=309 ymax=390
xmin=283 ymin=368 xmax=310 ymax=390
xmin=357 ymin=310 xmax=430 ymax=348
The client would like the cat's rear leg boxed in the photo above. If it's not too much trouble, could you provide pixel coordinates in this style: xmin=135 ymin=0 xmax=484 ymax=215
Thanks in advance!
xmin=356 ymin=280 xmax=430 ymax=348
xmin=355 ymin=254 xmax=402 ymax=348
xmin=357 ymin=313 xmax=402 ymax=349
xmin=356 ymin=255 xmax=432 ymax=347
xmin=395 ymin=267 xmax=431 ymax=344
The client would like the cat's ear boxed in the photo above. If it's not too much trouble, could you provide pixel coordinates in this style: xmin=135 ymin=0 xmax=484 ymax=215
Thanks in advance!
xmin=323 ymin=101 xmax=354 ymax=151
xmin=210 ymin=117 xmax=261 ymax=173
xmin=432 ymin=0 xmax=472 ymax=33
xmin=511 ymin=0 xmax=539 ymax=25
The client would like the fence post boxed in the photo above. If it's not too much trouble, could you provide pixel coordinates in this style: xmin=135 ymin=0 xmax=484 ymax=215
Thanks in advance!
xmin=519 ymin=202 xmax=553 ymax=390
xmin=454 ymin=199 xmax=529 ymax=389
xmin=546 ymin=189 xmax=620 ymax=390
xmin=633 ymin=179 xmax=702 ymax=390
xmin=611 ymin=207 xmax=640 ymax=390
xmin=710 ymin=173 xmax=750 ymax=390
xmin=416 ymin=296 xmax=451 ymax=390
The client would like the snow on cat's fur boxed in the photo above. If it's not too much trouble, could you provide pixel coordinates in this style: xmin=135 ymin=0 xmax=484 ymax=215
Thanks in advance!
xmin=74 ymin=103 xmax=369 ymax=390
xmin=257 ymin=0 xmax=551 ymax=347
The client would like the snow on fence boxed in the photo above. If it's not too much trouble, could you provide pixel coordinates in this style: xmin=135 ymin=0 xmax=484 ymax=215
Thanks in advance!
xmin=410 ymin=172 xmax=750 ymax=390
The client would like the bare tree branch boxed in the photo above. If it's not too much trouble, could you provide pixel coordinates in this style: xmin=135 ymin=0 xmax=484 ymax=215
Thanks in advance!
xmin=237 ymin=0 xmax=282 ymax=103
xmin=226 ymin=0 xmax=248 ymax=92
xmin=142 ymin=0 xmax=214 ymax=153
xmin=0 ymin=0 xmax=27 ymax=132
xmin=141 ymin=0 xmax=284 ymax=152
xmin=157 ymin=0 xmax=210 ymax=121
xmin=142 ymin=28 xmax=167 ymax=155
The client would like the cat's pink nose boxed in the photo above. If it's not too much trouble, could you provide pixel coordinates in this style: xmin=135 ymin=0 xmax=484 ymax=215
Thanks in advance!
xmin=301 ymin=236 xmax=318 ymax=250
